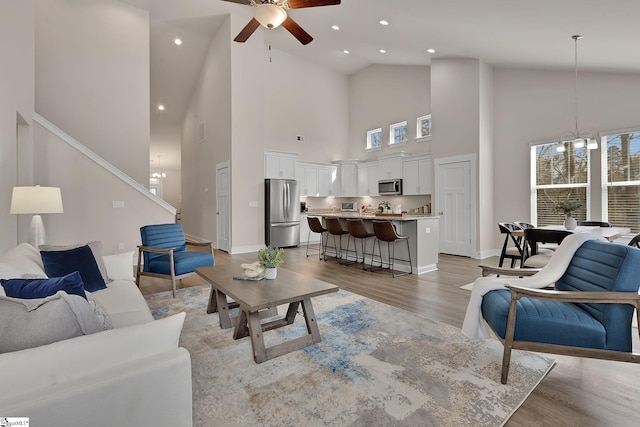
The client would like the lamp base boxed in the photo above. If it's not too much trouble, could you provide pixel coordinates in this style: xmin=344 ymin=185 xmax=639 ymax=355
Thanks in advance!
xmin=28 ymin=214 xmax=46 ymax=248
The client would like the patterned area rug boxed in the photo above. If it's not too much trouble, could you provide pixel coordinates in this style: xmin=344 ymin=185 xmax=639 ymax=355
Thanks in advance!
xmin=144 ymin=285 xmax=554 ymax=427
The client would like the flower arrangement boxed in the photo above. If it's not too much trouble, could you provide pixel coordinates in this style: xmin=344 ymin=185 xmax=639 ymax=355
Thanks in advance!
xmin=257 ymin=247 xmax=285 ymax=268
xmin=554 ymin=199 xmax=582 ymax=216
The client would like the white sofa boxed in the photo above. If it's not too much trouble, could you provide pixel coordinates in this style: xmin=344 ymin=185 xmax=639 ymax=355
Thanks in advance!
xmin=0 ymin=243 xmax=192 ymax=427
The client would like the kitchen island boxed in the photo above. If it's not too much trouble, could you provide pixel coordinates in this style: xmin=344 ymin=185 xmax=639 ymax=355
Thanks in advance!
xmin=311 ymin=212 xmax=440 ymax=274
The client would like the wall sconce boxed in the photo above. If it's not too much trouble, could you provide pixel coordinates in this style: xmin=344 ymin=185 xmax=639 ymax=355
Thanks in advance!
xmin=10 ymin=186 xmax=64 ymax=248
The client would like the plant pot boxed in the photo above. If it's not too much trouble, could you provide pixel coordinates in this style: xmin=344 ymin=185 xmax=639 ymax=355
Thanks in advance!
xmin=265 ymin=267 xmax=277 ymax=280
xmin=564 ymin=215 xmax=577 ymax=230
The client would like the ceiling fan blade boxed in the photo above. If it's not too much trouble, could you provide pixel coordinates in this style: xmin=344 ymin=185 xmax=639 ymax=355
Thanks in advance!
xmin=286 ymin=0 xmax=341 ymax=9
xmin=282 ymin=16 xmax=313 ymax=45
xmin=234 ymin=18 xmax=261 ymax=43
xmin=221 ymin=0 xmax=251 ymax=5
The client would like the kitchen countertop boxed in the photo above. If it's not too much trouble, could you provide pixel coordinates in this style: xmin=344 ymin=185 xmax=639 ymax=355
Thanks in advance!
xmin=307 ymin=212 xmax=439 ymax=221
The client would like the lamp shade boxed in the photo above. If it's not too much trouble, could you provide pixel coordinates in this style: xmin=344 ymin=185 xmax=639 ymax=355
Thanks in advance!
xmin=10 ymin=186 xmax=64 ymax=214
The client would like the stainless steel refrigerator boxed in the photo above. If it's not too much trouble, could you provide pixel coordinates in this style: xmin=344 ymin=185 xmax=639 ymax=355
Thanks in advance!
xmin=265 ymin=179 xmax=300 ymax=247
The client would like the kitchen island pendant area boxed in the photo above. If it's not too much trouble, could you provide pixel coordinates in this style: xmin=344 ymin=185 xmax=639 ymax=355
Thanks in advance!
xmin=314 ymin=213 xmax=440 ymax=274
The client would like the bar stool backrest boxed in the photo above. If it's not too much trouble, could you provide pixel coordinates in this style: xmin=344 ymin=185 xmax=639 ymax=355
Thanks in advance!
xmin=372 ymin=220 xmax=401 ymax=242
xmin=347 ymin=219 xmax=371 ymax=238
xmin=325 ymin=217 xmax=347 ymax=235
xmin=307 ymin=216 xmax=326 ymax=233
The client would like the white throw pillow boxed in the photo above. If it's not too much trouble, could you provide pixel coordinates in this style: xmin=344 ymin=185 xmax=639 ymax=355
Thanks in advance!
xmin=0 ymin=244 xmax=47 ymax=290
xmin=102 ymin=251 xmax=135 ymax=281
xmin=0 ymin=312 xmax=185 ymax=397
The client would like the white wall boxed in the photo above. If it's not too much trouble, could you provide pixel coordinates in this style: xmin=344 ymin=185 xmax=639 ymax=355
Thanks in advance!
xmin=35 ymin=0 xmax=150 ymax=186
xmin=33 ymin=123 xmax=175 ymax=254
xmin=493 ymin=68 xmax=640 ymax=241
xmin=0 ymin=0 xmax=35 ymax=253
xmin=181 ymin=15 xmax=350 ymax=253
xmin=181 ymin=16 xmax=233 ymax=243
xmin=349 ymin=65 xmax=430 ymax=161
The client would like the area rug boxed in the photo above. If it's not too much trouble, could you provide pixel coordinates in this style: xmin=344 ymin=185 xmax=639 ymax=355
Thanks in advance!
xmin=144 ymin=285 xmax=554 ymax=427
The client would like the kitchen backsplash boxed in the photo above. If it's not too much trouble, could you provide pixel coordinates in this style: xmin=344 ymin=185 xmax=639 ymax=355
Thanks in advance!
xmin=300 ymin=195 xmax=431 ymax=214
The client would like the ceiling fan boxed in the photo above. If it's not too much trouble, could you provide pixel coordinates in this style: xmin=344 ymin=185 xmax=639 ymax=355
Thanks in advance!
xmin=222 ymin=0 xmax=341 ymax=45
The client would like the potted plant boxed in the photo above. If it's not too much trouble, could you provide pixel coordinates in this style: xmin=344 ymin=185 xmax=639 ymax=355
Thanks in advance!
xmin=554 ymin=199 xmax=582 ymax=230
xmin=257 ymin=247 xmax=284 ymax=279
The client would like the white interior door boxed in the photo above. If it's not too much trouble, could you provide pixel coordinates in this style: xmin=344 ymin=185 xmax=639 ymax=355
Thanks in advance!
xmin=216 ymin=161 xmax=230 ymax=252
xmin=435 ymin=156 xmax=475 ymax=257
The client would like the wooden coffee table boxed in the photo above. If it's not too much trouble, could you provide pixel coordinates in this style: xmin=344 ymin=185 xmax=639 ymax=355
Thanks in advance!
xmin=196 ymin=265 xmax=339 ymax=363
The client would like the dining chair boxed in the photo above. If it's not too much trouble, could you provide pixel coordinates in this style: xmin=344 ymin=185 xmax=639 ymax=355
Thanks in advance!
xmin=628 ymin=232 xmax=640 ymax=248
xmin=497 ymin=223 xmax=523 ymax=268
xmin=520 ymin=228 xmax=571 ymax=268
xmin=577 ymin=221 xmax=611 ymax=227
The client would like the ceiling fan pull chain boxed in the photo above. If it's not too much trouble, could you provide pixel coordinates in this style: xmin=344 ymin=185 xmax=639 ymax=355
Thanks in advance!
xmin=269 ymin=44 xmax=272 ymax=62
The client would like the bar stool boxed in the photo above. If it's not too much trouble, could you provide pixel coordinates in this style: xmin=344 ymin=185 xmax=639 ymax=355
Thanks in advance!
xmin=323 ymin=217 xmax=349 ymax=261
xmin=306 ymin=216 xmax=327 ymax=260
xmin=371 ymin=220 xmax=413 ymax=277
xmin=345 ymin=219 xmax=376 ymax=269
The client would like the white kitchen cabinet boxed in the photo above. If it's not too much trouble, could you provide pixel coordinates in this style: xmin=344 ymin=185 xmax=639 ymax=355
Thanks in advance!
xmin=264 ymin=150 xmax=298 ymax=179
xmin=296 ymin=162 xmax=319 ymax=196
xmin=357 ymin=161 xmax=379 ymax=196
xmin=403 ymin=154 xmax=433 ymax=195
xmin=333 ymin=160 xmax=360 ymax=197
xmin=317 ymin=164 xmax=338 ymax=197
xmin=377 ymin=152 xmax=410 ymax=180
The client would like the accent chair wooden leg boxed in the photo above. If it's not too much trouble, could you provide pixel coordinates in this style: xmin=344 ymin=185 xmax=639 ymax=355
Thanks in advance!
xmin=501 ymin=293 xmax=519 ymax=384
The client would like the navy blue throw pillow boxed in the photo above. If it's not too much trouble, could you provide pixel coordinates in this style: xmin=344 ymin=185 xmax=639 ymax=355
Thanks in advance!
xmin=41 ymin=245 xmax=107 ymax=292
xmin=1 ymin=271 xmax=87 ymax=300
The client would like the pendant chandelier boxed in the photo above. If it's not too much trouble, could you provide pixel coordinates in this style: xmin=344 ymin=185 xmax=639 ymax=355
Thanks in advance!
xmin=556 ymin=35 xmax=597 ymax=153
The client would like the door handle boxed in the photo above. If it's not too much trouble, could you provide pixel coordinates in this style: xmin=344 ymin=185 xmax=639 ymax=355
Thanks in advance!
xmin=438 ymin=211 xmax=444 ymax=215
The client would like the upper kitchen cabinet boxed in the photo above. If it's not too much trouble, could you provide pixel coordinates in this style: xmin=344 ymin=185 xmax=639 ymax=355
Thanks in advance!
xmin=333 ymin=160 xmax=361 ymax=197
xmin=403 ymin=154 xmax=433 ymax=195
xmin=296 ymin=162 xmax=319 ymax=197
xmin=357 ymin=161 xmax=379 ymax=197
xmin=377 ymin=152 xmax=411 ymax=180
xmin=264 ymin=150 xmax=298 ymax=179
xmin=317 ymin=164 xmax=338 ymax=197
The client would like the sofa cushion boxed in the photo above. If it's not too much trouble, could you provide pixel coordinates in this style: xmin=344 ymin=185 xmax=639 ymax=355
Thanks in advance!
xmin=0 ymin=243 xmax=46 ymax=289
xmin=41 ymin=241 xmax=110 ymax=283
xmin=41 ymin=245 xmax=107 ymax=292
xmin=88 ymin=280 xmax=154 ymax=328
xmin=0 ymin=291 xmax=103 ymax=353
xmin=102 ymin=251 xmax=135 ymax=281
xmin=1 ymin=271 xmax=87 ymax=300
xmin=0 ymin=312 xmax=185 ymax=396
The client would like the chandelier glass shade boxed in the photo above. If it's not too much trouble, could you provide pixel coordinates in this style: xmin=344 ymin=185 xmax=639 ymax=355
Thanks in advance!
xmin=556 ymin=35 xmax=597 ymax=153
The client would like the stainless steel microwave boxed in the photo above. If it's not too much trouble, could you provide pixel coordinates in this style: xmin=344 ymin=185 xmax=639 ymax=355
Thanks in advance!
xmin=378 ymin=179 xmax=402 ymax=195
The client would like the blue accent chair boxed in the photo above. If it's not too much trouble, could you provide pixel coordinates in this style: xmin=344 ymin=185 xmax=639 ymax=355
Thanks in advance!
xmin=481 ymin=240 xmax=640 ymax=383
xmin=136 ymin=223 xmax=214 ymax=297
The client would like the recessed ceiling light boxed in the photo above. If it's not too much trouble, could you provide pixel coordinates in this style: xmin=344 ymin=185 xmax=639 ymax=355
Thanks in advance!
xmin=343 ymin=50 xmax=350 ymax=54
xmin=158 ymin=105 xmax=165 ymax=111
xmin=174 ymin=38 xmax=182 ymax=46
xmin=379 ymin=49 xmax=386 ymax=54
xmin=379 ymin=20 xmax=389 ymax=26
xmin=331 ymin=25 xmax=340 ymax=30
xmin=427 ymin=48 xmax=436 ymax=54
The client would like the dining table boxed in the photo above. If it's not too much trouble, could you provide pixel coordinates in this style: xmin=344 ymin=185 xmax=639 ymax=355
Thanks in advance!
xmin=512 ymin=225 xmax=631 ymax=242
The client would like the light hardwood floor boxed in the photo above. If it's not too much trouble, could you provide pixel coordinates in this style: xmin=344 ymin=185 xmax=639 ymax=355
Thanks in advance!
xmin=139 ymin=245 xmax=640 ymax=427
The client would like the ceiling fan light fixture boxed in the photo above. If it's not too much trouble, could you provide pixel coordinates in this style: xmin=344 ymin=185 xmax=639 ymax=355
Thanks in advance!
xmin=255 ymin=4 xmax=287 ymax=29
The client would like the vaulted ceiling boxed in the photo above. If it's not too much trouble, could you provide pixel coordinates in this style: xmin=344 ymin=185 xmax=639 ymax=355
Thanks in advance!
xmin=119 ymin=0 xmax=640 ymax=169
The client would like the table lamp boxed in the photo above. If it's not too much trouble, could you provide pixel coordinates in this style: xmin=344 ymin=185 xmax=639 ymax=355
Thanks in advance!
xmin=10 ymin=186 xmax=64 ymax=248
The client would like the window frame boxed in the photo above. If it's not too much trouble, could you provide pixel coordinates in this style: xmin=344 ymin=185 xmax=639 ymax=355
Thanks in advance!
xmin=366 ymin=128 xmax=382 ymax=152
xmin=600 ymin=126 xmax=640 ymax=232
xmin=529 ymin=140 xmax=591 ymax=226
xmin=389 ymin=121 xmax=408 ymax=147
xmin=416 ymin=114 xmax=432 ymax=142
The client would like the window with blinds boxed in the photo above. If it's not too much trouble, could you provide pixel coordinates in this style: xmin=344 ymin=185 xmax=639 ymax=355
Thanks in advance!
xmin=603 ymin=131 xmax=640 ymax=233
xmin=531 ymin=142 xmax=589 ymax=226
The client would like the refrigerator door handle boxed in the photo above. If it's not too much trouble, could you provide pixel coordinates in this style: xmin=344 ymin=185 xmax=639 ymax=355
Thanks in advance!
xmin=271 ymin=222 xmax=298 ymax=227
